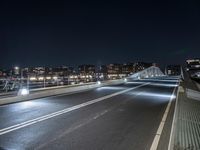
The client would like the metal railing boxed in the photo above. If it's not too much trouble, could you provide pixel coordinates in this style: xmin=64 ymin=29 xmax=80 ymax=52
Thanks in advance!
xmin=0 ymin=66 xmax=164 ymax=94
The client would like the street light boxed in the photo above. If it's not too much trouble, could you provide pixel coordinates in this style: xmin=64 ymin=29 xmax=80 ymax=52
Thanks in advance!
xmin=15 ymin=66 xmax=19 ymax=70
xmin=14 ymin=66 xmax=23 ymax=88
xmin=14 ymin=66 xmax=30 ymax=90
xmin=18 ymin=87 xmax=29 ymax=96
xmin=14 ymin=66 xmax=20 ymax=77
xmin=124 ymin=78 xmax=127 ymax=82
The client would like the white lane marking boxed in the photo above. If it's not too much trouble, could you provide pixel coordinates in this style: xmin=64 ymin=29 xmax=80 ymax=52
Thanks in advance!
xmin=0 ymin=83 xmax=149 ymax=136
xmin=35 ymin=109 xmax=111 ymax=150
xmin=37 ymin=91 xmax=145 ymax=150
xmin=150 ymin=82 xmax=178 ymax=150
xmin=167 ymin=86 xmax=180 ymax=150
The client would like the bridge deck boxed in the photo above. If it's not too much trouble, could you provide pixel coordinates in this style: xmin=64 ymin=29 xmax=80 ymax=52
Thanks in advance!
xmin=0 ymin=76 xmax=178 ymax=150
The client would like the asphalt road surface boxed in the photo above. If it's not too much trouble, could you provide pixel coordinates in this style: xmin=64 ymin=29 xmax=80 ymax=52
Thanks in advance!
xmin=0 ymin=76 xmax=179 ymax=150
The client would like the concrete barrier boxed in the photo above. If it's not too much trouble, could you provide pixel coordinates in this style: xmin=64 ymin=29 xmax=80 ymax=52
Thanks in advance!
xmin=0 ymin=82 xmax=99 ymax=98
xmin=0 ymin=79 xmax=123 ymax=105
xmin=186 ymin=88 xmax=200 ymax=101
xmin=195 ymin=82 xmax=200 ymax=91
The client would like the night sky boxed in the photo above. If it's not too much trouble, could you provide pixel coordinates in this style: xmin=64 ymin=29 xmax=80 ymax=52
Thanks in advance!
xmin=1 ymin=0 xmax=200 ymax=68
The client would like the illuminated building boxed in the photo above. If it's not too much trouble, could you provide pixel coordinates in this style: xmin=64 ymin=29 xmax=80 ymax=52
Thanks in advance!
xmin=78 ymin=65 xmax=95 ymax=82
xmin=186 ymin=58 xmax=200 ymax=70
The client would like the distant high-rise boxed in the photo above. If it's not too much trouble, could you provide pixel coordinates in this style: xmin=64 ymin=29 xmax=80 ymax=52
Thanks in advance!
xmin=78 ymin=65 xmax=95 ymax=75
xmin=186 ymin=58 xmax=200 ymax=70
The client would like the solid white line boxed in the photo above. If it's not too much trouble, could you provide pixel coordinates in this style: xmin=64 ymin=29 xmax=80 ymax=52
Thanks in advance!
xmin=150 ymin=83 xmax=178 ymax=150
xmin=0 ymin=82 xmax=149 ymax=136
xmin=167 ymin=85 xmax=180 ymax=150
xmin=141 ymin=79 xmax=179 ymax=82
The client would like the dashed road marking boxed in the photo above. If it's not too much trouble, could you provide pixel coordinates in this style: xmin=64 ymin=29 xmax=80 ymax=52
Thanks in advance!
xmin=0 ymin=82 xmax=149 ymax=136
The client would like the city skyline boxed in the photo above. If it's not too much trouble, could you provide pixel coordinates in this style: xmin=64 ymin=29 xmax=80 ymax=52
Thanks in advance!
xmin=0 ymin=61 xmax=156 ymax=70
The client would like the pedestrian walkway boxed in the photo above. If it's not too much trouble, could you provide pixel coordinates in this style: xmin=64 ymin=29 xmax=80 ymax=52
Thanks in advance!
xmin=169 ymin=78 xmax=200 ymax=150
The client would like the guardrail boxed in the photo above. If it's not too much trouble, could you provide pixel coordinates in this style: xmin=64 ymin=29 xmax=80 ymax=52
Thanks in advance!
xmin=0 ymin=81 xmax=119 ymax=98
xmin=0 ymin=79 xmax=124 ymax=105
xmin=195 ymin=82 xmax=200 ymax=91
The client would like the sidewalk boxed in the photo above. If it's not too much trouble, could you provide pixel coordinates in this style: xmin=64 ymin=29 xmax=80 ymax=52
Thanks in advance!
xmin=170 ymin=78 xmax=200 ymax=150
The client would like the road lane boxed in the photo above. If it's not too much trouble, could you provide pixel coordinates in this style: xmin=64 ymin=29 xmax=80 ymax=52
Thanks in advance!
xmin=0 ymin=83 xmax=149 ymax=136
xmin=0 ymin=76 xmax=179 ymax=150
xmin=0 ymin=83 xmax=144 ymax=130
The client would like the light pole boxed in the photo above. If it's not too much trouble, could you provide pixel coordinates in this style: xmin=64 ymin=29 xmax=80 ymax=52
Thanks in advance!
xmin=27 ymin=74 xmax=29 ymax=89
xmin=44 ymin=75 xmax=46 ymax=88
xmin=21 ymin=68 xmax=23 ymax=88
xmin=16 ymin=67 xmax=30 ymax=96
xmin=84 ymin=66 xmax=86 ymax=83
xmin=14 ymin=66 xmax=21 ymax=88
